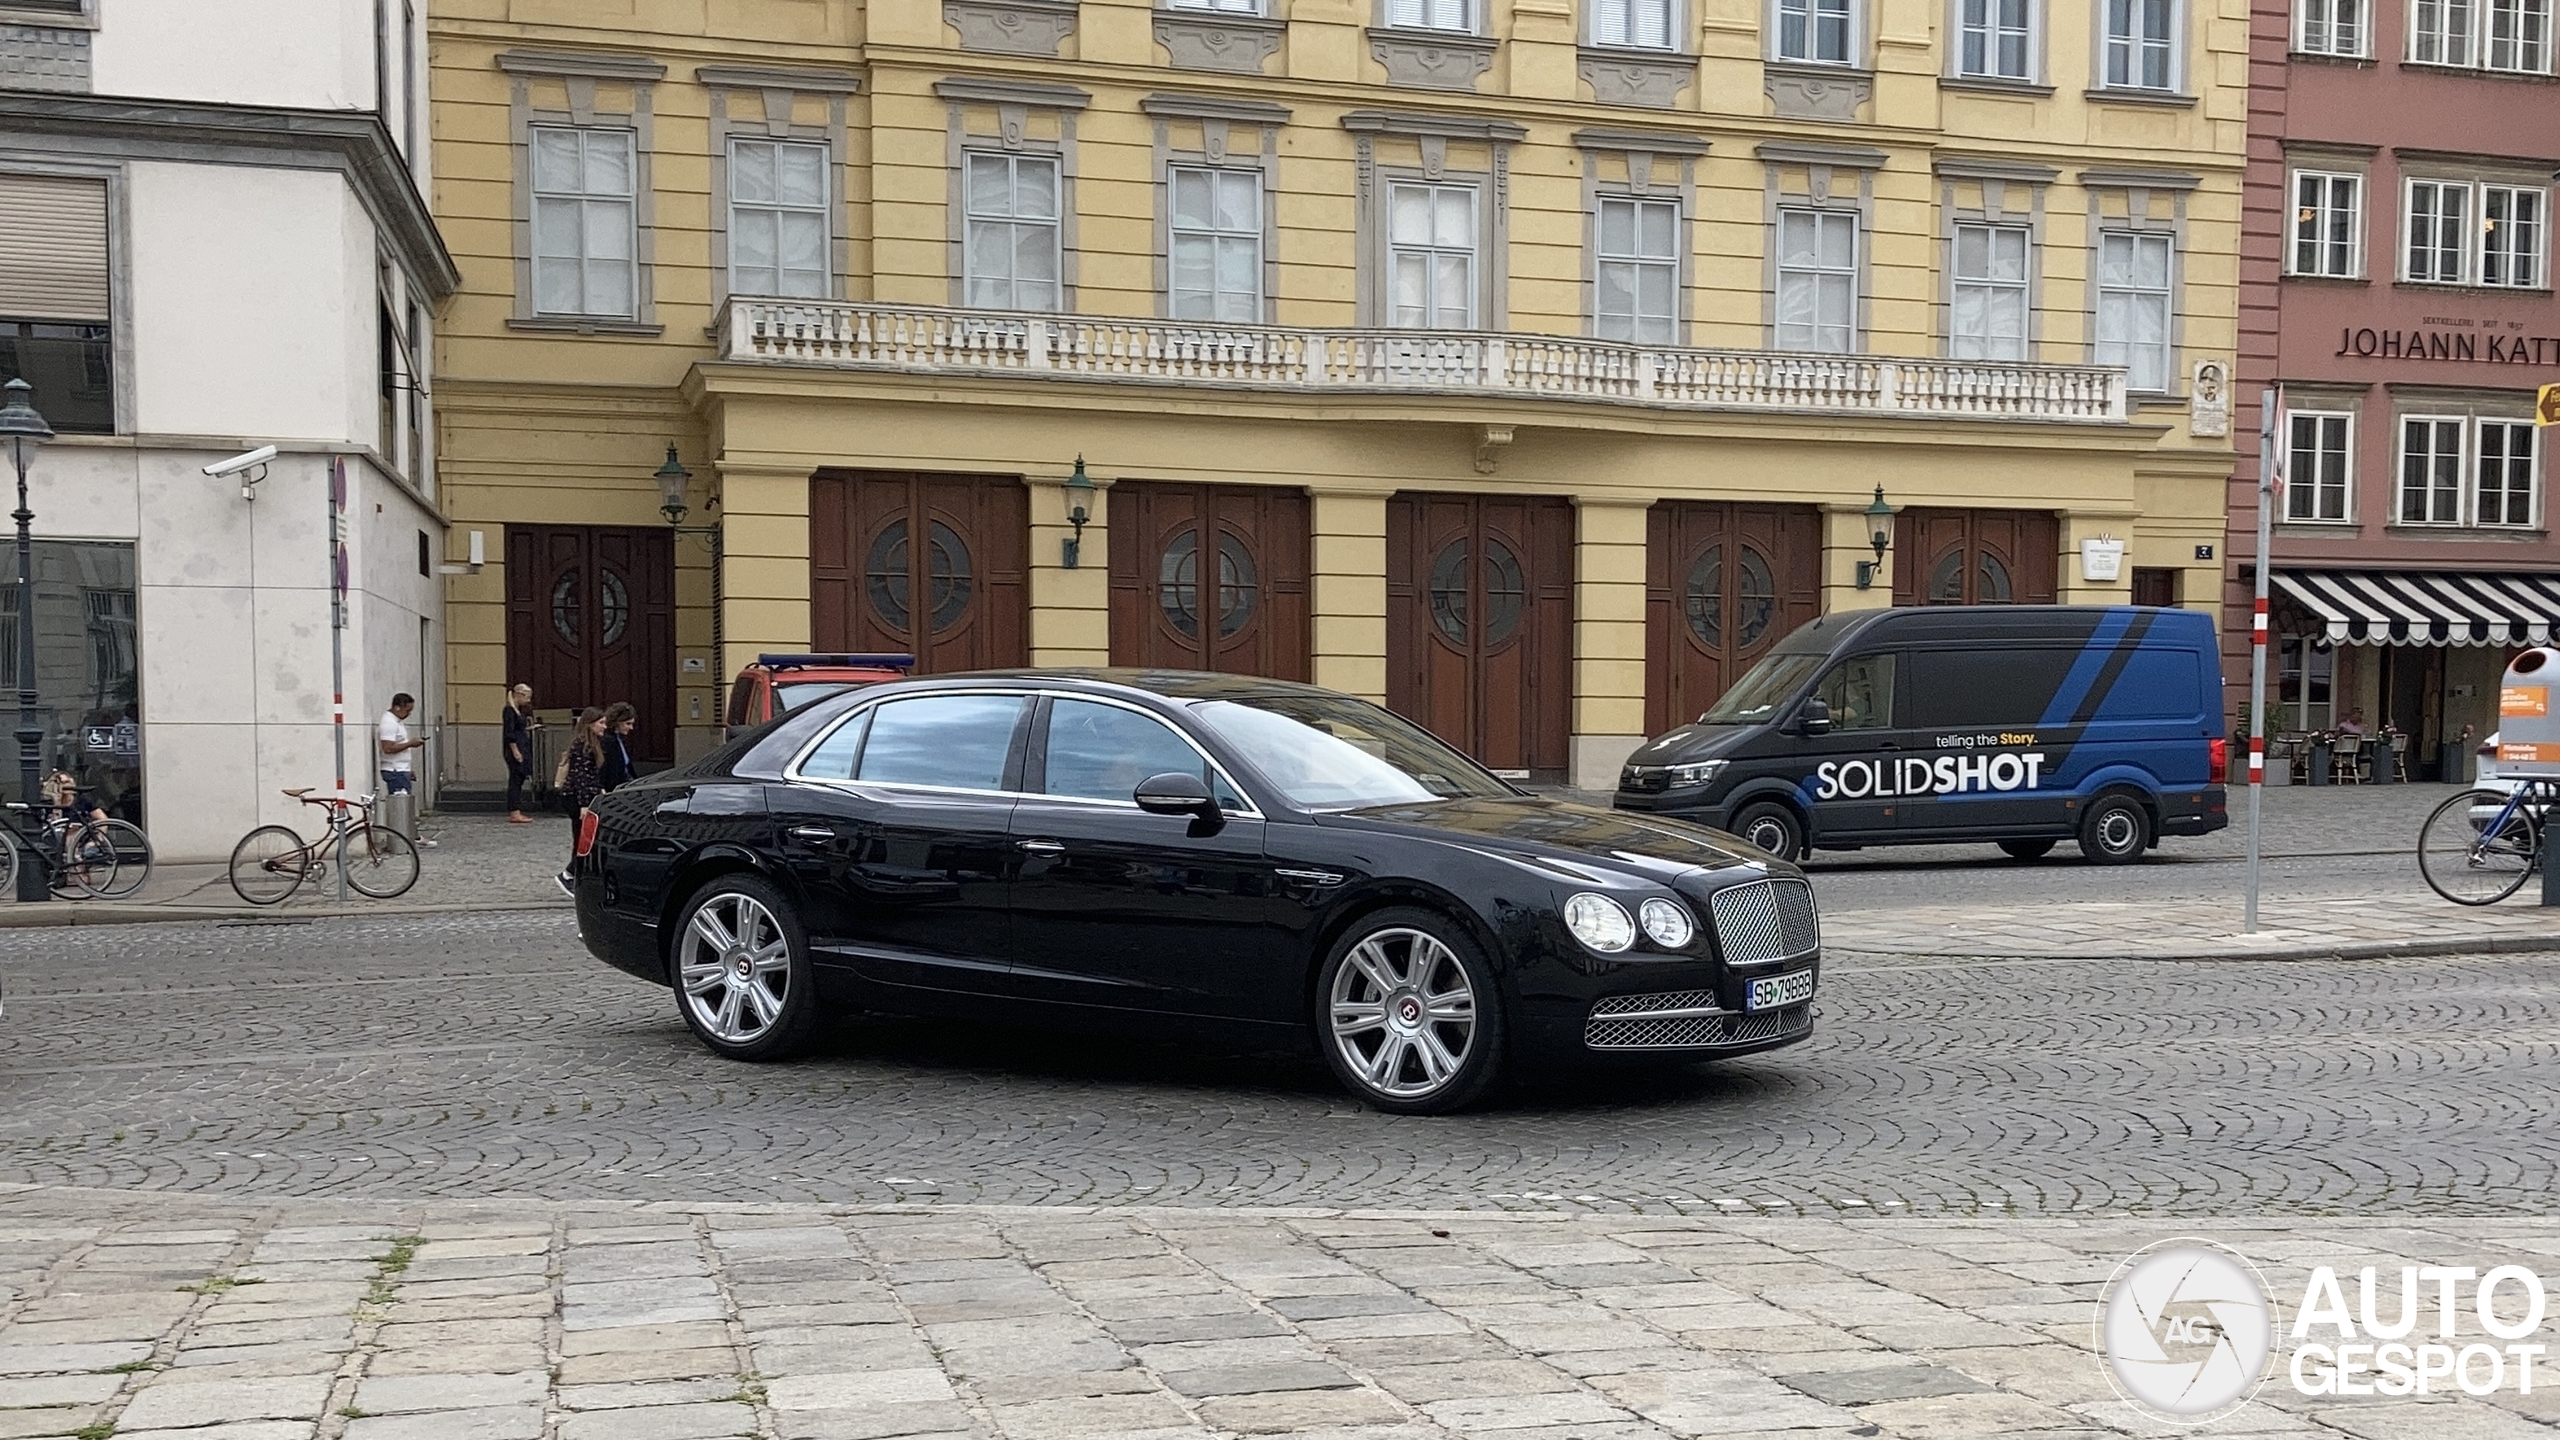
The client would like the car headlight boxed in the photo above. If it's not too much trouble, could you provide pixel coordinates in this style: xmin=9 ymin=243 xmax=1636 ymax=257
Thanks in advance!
xmin=1638 ymin=897 xmax=1695 ymax=949
xmin=1563 ymin=893 xmax=1636 ymax=954
xmin=1667 ymin=760 xmax=1726 ymax=788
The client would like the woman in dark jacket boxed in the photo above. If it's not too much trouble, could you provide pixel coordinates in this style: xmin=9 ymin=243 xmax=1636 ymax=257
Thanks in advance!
xmin=600 ymin=701 xmax=638 ymax=790
xmin=502 ymin=683 xmax=536 ymax=823
xmin=556 ymin=707 xmax=607 ymax=894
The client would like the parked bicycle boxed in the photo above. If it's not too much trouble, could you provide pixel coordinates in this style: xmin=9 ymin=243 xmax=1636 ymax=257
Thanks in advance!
xmin=2418 ymin=776 xmax=2556 ymax=905
xmin=0 ymin=801 xmax=152 ymax=900
xmin=227 ymin=787 xmax=420 ymax=905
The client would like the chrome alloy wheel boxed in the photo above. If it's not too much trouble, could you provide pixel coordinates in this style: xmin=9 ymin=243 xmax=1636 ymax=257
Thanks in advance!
xmin=677 ymin=892 xmax=792 ymax=1044
xmin=1328 ymin=927 xmax=1477 ymax=1099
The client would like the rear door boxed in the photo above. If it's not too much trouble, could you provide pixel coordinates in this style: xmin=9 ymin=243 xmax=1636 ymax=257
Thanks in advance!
xmin=1899 ymin=644 xmax=2080 ymax=835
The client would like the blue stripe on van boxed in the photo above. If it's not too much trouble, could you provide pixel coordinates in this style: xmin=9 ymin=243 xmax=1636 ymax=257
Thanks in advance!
xmin=2037 ymin=610 xmax=2137 ymax=728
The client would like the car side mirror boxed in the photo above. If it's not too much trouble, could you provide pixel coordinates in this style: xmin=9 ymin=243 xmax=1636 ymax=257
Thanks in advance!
xmin=1798 ymin=698 xmax=1833 ymax=737
xmin=1135 ymin=772 xmax=1221 ymax=825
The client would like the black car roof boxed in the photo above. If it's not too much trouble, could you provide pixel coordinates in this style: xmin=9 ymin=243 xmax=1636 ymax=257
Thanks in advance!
xmin=1774 ymin=604 xmax=2205 ymax=653
xmin=884 ymin=668 xmax=1341 ymax=705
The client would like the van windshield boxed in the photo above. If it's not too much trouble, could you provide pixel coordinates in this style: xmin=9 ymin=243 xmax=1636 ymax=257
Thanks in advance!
xmin=1697 ymin=652 xmax=1824 ymax=725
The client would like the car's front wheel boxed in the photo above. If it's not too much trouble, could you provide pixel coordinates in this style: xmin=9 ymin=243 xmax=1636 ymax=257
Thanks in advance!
xmin=671 ymin=874 xmax=820 ymax=1061
xmin=1729 ymin=801 xmax=1804 ymax=860
xmin=1318 ymin=908 xmax=1504 ymax=1115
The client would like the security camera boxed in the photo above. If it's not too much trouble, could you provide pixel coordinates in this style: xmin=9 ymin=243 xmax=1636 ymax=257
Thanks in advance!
xmin=203 ymin=445 xmax=277 ymax=479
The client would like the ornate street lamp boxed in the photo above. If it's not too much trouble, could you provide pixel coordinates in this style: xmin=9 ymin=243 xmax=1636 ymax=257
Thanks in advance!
xmin=652 ymin=443 xmax=720 ymax=541
xmin=1855 ymin=484 xmax=1897 ymax=592
xmin=0 ymin=379 xmax=53 ymax=901
xmin=1062 ymin=455 xmax=1095 ymax=569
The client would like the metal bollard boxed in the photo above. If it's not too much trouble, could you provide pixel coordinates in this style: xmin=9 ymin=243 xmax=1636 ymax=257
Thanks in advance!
xmin=380 ymin=789 xmax=417 ymax=843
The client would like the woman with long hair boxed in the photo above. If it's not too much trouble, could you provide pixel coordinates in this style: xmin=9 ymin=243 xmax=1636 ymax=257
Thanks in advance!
xmin=556 ymin=706 xmax=608 ymax=894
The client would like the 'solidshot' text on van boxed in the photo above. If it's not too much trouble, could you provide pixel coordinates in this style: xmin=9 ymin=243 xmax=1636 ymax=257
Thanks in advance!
xmin=1614 ymin=607 xmax=2229 ymax=863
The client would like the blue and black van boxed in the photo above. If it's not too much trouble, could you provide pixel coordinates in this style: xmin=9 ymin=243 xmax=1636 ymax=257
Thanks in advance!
xmin=1614 ymin=605 xmax=2227 ymax=863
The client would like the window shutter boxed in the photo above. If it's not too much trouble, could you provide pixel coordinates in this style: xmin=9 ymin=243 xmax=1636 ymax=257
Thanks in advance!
xmin=0 ymin=175 xmax=110 ymax=322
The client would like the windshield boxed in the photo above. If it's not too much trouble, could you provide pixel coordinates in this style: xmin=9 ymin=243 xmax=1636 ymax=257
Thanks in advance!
xmin=1697 ymin=651 xmax=1824 ymax=725
xmin=775 ymin=681 xmax=858 ymax=714
xmin=1192 ymin=694 xmax=1514 ymax=811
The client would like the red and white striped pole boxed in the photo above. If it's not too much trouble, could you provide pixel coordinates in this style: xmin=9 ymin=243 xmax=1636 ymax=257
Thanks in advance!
xmin=2244 ymin=389 xmax=2279 ymax=932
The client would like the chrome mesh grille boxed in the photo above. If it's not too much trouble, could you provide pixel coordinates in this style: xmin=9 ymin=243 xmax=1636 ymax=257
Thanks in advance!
xmin=1584 ymin=999 xmax=1813 ymax=1051
xmin=1709 ymin=878 xmax=1820 ymax=965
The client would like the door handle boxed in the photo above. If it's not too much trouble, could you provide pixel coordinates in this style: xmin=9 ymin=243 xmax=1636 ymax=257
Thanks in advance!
xmin=786 ymin=824 xmax=835 ymax=842
xmin=1016 ymin=839 xmax=1065 ymax=855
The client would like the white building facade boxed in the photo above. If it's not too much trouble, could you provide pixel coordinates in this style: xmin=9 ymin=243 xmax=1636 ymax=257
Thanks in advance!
xmin=0 ymin=0 xmax=455 ymax=860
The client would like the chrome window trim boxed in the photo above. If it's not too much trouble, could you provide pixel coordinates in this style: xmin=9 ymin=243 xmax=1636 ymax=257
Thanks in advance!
xmin=783 ymin=688 xmax=1038 ymax=789
xmin=1034 ymin=689 xmax=1266 ymax=818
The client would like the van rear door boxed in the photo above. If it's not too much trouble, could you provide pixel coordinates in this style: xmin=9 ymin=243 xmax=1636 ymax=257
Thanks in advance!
xmin=1898 ymin=645 xmax=2085 ymax=837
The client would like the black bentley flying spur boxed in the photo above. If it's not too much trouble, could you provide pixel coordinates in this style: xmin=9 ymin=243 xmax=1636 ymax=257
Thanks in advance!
xmin=571 ymin=671 xmax=1821 ymax=1113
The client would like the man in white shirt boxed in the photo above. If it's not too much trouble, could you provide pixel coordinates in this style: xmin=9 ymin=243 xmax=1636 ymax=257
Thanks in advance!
xmin=379 ymin=693 xmax=425 ymax=797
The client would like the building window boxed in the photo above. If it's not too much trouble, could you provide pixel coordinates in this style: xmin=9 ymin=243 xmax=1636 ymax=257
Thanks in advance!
xmin=1595 ymin=196 xmax=1679 ymax=344
xmin=1168 ymin=0 xmax=1265 ymax=10
xmin=1385 ymin=0 xmax=1474 ymax=29
xmin=2411 ymin=0 xmax=2476 ymax=62
xmin=1594 ymin=0 xmax=1678 ymax=46
xmin=1775 ymin=0 xmax=1855 ymax=62
xmin=2482 ymin=184 xmax=2546 ymax=288
xmin=2403 ymin=179 xmax=2470 ymax=283
xmin=2093 ymin=230 xmax=2172 ymax=392
xmin=1388 ymin=182 xmax=1478 ymax=328
xmin=2296 ymin=0 xmax=2367 ymax=52
xmin=2400 ymin=416 xmax=2466 ymax=524
xmin=2101 ymin=0 xmax=2177 ymax=87
xmin=1950 ymin=223 xmax=2030 ymax=361
xmin=1957 ymin=0 xmax=2035 ymax=76
xmin=529 ymin=127 xmax=638 ymax=319
xmin=729 ymin=139 xmax=830 ymax=300
xmin=2488 ymin=0 xmax=2552 ymax=68
xmin=1775 ymin=209 xmax=1857 ymax=352
xmin=2286 ymin=411 xmax=2353 ymax=521
xmin=963 ymin=152 xmax=1062 ymax=312
xmin=2289 ymin=171 xmax=2362 ymax=277
xmin=1169 ymin=167 xmax=1262 ymax=323
xmin=2478 ymin=420 xmax=2537 ymax=525
xmin=2278 ymin=635 xmax=2334 ymax=730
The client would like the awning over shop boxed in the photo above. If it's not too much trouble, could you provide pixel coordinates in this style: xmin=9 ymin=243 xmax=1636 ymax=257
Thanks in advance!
xmin=2272 ymin=569 xmax=2560 ymax=646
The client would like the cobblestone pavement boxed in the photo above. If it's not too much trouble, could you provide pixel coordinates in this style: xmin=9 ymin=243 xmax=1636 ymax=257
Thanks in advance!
xmin=4 ymin=1193 xmax=2559 ymax=1440
xmin=4 ymin=911 xmax=2555 ymax=1215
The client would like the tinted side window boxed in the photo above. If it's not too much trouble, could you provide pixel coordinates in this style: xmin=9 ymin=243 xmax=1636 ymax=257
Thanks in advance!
xmin=2103 ymin=650 xmax=2205 ymax=721
xmin=1044 ymin=699 xmax=1216 ymax=804
xmin=1816 ymin=654 xmax=1895 ymax=731
xmin=797 ymin=709 xmax=871 ymax=780
xmin=725 ymin=676 xmax=754 ymax=728
xmin=855 ymin=695 xmax=1026 ymax=790
xmin=1908 ymin=648 xmax=2080 ymax=729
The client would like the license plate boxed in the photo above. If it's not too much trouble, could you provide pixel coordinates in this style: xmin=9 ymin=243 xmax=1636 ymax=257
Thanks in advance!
xmin=1746 ymin=968 xmax=1816 ymax=1012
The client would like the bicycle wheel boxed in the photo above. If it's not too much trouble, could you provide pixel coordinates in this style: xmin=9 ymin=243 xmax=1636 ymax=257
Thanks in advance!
xmin=78 ymin=821 xmax=152 ymax=900
xmin=0 ymin=832 xmax=19 ymax=901
xmin=2419 ymin=788 xmax=2538 ymax=906
xmin=343 ymin=824 xmax=420 ymax=899
xmin=45 ymin=821 xmax=111 ymax=898
xmin=229 ymin=825 xmax=312 ymax=905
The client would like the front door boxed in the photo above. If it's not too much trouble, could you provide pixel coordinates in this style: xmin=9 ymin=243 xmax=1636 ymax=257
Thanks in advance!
xmin=811 ymin=470 xmax=1028 ymax=672
xmin=505 ymin=525 xmax=677 ymax=763
xmin=1386 ymin=494 xmax=1573 ymax=781
xmin=1802 ymin=650 xmax=1905 ymax=841
xmin=1646 ymin=502 xmax=1822 ymax=735
xmin=1109 ymin=481 xmax=1310 ymax=679
xmin=1893 ymin=508 xmax=2059 ymax=607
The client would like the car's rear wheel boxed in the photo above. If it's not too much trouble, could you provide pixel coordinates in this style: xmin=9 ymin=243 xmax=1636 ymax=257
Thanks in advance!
xmin=1729 ymin=801 xmax=1804 ymax=861
xmin=1319 ymin=908 xmax=1503 ymax=1116
xmin=1997 ymin=838 xmax=2056 ymax=861
xmin=2077 ymin=793 xmax=2151 ymax=864
xmin=671 ymin=875 xmax=820 ymax=1061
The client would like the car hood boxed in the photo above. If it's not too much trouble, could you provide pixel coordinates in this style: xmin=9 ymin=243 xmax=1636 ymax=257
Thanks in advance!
xmin=1319 ymin=794 xmax=1778 ymax=886
xmin=1624 ymin=722 xmax=1755 ymax=765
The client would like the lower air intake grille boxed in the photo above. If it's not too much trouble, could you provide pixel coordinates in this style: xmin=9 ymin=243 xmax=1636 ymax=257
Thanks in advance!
xmin=1584 ymin=995 xmax=1813 ymax=1051
xmin=1708 ymin=878 xmax=1821 ymax=965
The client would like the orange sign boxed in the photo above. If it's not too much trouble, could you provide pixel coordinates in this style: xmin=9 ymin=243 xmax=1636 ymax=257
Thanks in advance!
xmin=2501 ymin=742 xmax=2560 ymax=764
xmin=2503 ymin=685 xmax=2550 ymax=717
xmin=2540 ymin=384 xmax=2560 ymax=426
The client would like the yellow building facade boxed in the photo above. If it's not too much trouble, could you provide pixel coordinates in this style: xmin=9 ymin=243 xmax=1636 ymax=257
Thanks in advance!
xmin=428 ymin=0 xmax=2242 ymax=789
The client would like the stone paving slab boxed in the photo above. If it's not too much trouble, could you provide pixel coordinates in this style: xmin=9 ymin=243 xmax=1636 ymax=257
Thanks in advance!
xmin=1 ymin=1191 xmax=2557 ymax=1439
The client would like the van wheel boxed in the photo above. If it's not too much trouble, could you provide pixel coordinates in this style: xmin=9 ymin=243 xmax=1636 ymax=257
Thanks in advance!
xmin=1730 ymin=802 xmax=1804 ymax=860
xmin=1997 ymin=839 xmax=2056 ymax=861
xmin=2077 ymin=795 xmax=2152 ymax=865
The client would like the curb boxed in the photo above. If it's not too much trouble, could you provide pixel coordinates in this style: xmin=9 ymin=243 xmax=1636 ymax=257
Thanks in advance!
xmin=1827 ymin=929 xmax=2560 ymax=965
xmin=0 ymin=899 xmax=571 ymax=929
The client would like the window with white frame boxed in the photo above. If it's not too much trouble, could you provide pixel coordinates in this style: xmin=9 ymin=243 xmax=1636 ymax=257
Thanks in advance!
xmin=2403 ymin=179 xmax=2471 ymax=282
xmin=2094 ymin=230 xmax=2173 ymax=392
xmin=2483 ymin=184 xmax=2545 ymax=287
xmin=1950 ymin=222 xmax=2030 ymax=361
xmin=2410 ymin=0 xmax=2477 ymax=62
xmin=1168 ymin=0 xmax=1265 ymax=11
xmin=530 ymin=126 xmax=638 ymax=318
xmin=2488 ymin=0 xmax=2552 ymax=69
xmin=1388 ymin=182 xmax=1478 ymax=328
xmin=1385 ymin=0 xmax=1474 ymax=29
xmin=1594 ymin=0 xmax=1678 ymax=45
xmin=2289 ymin=171 xmax=2362 ymax=277
xmin=2399 ymin=416 xmax=2466 ymax=523
xmin=729 ymin=138 xmax=829 ymax=299
xmin=2478 ymin=419 xmax=2537 ymax=525
xmin=963 ymin=151 xmax=1062 ymax=311
xmin=1957 ymin=0 xmax=2035 ymax=76
xmin=2101 ymin=0 xmax=2178 ymax=87
xmin=1775 ymin=0 xmax=1855 ymax=62
xmin=1169 ymin=167 xmax=1262 ymax=323
xmin=1775 ymin=209 xmax=1857 ymax=352
xmin=2285 ymin=411 xmax=2353 ymax=521
xmin=1595 ymin=196 xmax=1679 ymax=344
xmin=2296 ymin=0 xmax=2367 ymax=53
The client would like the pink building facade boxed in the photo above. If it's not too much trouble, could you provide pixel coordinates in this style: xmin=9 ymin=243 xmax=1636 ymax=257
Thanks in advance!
xmin=2229 ymin=0 xmax=2560 ymax=777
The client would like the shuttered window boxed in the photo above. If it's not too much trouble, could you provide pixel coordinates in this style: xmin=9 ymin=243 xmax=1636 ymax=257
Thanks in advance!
xmin=0 ymin=175 xmax=110 ymax=322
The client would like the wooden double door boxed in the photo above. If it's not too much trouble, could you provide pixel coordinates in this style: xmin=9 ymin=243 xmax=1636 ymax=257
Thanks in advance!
xmin=1645 ymin=503 xmax=1822 ymax=734
xmin=812 ymin=471 xmax=1028 ymax=672
xmin=1108 ymin=481 xmax=1309 ymax=678
xmin=1387 ymin=494 xmax=1573 ymax=780
xmin=1893 ymin=508 xmax=2059 ymax=607
xmin=505 ymin=525 xmax=677 ymax=764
